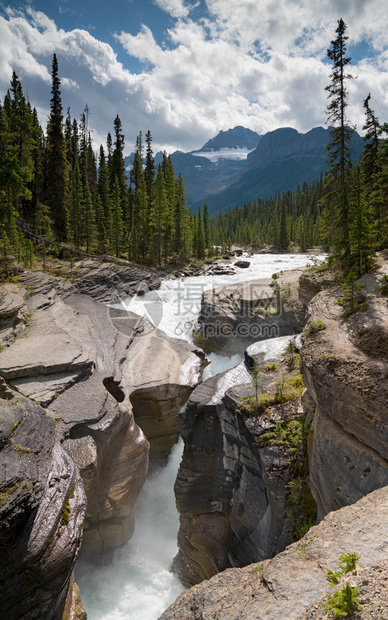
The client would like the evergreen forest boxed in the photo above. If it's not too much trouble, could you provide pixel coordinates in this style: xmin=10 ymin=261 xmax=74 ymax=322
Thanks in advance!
xmin=1 ymin=18 xmax=388 ymax=277
xmin=0 ymin=54 xmax=212 ymax=269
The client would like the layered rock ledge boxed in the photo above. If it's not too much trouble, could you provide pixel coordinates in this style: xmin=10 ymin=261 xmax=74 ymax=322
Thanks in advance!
xmin=161 ymin=484 xmax=388 ymax=619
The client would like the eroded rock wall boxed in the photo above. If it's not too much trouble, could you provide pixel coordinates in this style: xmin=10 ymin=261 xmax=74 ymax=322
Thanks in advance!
xmin=0 ymin=385 xmax=86 ymax=619
xmin=301 ymin=273 xmax=388 ymax=519
xmin=173 ymin=338 xmax=301 ymax=586
xmin=0 ymin=270 xmax=206 ymax=610
xmin=193 ymin=269 xmax=306 ymax=354
xmin=173 ymin=369 xmax=268 ymax=585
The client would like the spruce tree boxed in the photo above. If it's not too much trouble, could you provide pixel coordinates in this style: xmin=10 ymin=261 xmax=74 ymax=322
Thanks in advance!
xmin=362 ymin=94 xmax=381 ymax=179
xmin=361 ymin=93 xmax=384 ymax=250
xmin=111 ymin=175 xmax=124 ymax=258
xmin=69 ymin=159 xmax=82 ymax=247
xmin=322 ymin=18 xmax=354 ymax=271
xmin=98 ymin=146 xmax=111 ymax=249
xmin=145 ymin=130 xmax=155 ymax=201
xmin=197 ymin=206 xmax=205 ymax=259
xmin=279 ymin=198 xmax=289 ymax=250
xmin=203 ymin=202 xmax=210 ymax=251
xmin=0 ymin=73 xmax=35 ymax=250
xmin=150 ymin=164 xmax=167 ymax=266
xmin=44 ymin=54 xmax=69 ymax=240
xmin=82 ymin=181 xmax=95 ymax=253
xmin=161 ymin=153 xmax=175 ymax=263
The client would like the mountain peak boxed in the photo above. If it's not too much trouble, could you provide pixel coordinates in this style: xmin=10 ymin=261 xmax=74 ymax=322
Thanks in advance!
xmin=195 ymin=126 xmax=261 ymax=153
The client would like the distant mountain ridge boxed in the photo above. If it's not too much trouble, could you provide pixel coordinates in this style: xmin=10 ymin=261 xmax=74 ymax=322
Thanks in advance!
xmin=190 ymin=126 xmax=363 ymax=215
xmin=124 ymin=125 xmax=260 ymax=207
xmin=124 ymin=125 xmax=364 ymax=216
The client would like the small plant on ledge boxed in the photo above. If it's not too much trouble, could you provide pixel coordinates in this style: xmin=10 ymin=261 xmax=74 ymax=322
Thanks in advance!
xmin=378 ymin=273 xmax=388 ymax=296
xmin=323 ymin=552 xmax=362 ymax=618
xmin=305 ymin=319 xmax=326 ymax=336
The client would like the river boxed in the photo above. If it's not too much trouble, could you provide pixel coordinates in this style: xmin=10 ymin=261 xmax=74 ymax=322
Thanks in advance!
xmin=75 ymin=252 xmax=324 ymax=619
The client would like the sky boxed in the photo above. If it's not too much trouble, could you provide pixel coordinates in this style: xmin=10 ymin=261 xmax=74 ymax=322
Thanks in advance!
xmin=1 ymin=0 xmax=388 ymax=156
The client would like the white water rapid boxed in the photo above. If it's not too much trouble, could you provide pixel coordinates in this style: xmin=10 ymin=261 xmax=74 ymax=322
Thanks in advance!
xmin=75 ymin=252 xmax=325 ymax=619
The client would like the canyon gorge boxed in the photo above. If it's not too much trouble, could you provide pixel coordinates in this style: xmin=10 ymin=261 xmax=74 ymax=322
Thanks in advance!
xmin=0 ymin=251 xmax=387 ymax=618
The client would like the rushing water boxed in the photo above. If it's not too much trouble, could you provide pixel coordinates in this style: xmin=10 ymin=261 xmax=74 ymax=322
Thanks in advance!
xmin=75 ymin=253 xmax=325 ymax=620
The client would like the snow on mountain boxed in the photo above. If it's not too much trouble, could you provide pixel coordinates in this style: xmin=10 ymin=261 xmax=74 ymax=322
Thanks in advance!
xmin=191 ymin=147 xmax=256 ymax=162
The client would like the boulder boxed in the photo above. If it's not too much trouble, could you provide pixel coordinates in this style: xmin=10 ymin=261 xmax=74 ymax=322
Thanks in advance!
xmin=193 ymin=269 xmax=306 ymax=354
xmin=234 ymin=260 xmax=250 ymax=268
xmin=121 ymin=328 xmax=208 ymax=464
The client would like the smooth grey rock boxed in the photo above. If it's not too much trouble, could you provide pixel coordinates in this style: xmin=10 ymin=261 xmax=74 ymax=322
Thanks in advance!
xmin=173 ymin=343 xmax=298 ymax=586
xmin=0 ymin=296 xmax=95 ymax=383
xmin=0 ymin=390 xmax=86 ymax=619
xmin=245 ymin=334 xmax=296 ymax=368
xmin=161 ymin=485 xmax=388 ymax=620
xmin=121 ymin=328 xmax=208 ymax=464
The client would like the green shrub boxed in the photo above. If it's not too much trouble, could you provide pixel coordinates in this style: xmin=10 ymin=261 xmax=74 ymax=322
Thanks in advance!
xmin=326 ymin=552 xmax=360 ymax=587
xmin=286 ymin=477 xmax=317 ymax=540
xmin=378 ymin=273 xmax=388 ymax=296
xmin=337 ymin=277 xmax=367 ymax=318
xmin=324 ymin=553 xmax=362 ymax=617
xmin=258 ymin=418 xmax=306 ymax=451
xmin=324 ymin=582 xmax=361 ymax=618
xmin=306 ymin=319 xmax=326 ymax=335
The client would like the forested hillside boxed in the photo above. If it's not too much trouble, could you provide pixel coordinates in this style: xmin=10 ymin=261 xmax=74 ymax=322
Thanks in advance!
xmin=0 ymin=54 xmax=213 ymax=269
xmin=210 ymin=178 xmax=323 ymax=251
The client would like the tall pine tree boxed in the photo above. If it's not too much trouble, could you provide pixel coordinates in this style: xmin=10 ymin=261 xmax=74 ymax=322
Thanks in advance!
xmin=44 ymin=54 xmax=69 ymax=240
xmin=322 ymin=18 xmax=354 ymax=271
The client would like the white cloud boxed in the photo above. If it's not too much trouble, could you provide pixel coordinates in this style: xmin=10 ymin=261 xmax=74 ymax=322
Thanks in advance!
xmin=1 ymin=1 xmax=388 ymax=156
xmin=117 ymin=25 xmax=162 ymax=65
xmin=153 ymin=0 xmax=191 ymax=19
